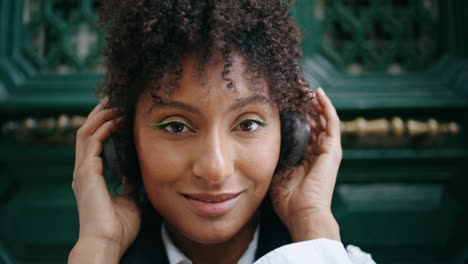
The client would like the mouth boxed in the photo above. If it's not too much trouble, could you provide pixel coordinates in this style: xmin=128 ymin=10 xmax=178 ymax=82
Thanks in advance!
xmin=181 ymin=192 xmax=242 ymax=217
xmin=182 ymin=193 xmax=240 ymax=202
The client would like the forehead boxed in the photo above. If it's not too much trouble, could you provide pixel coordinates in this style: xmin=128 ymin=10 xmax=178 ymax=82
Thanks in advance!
xmin=143 ymin=52 xmax=275 ymax=112
xmin=179 ymin=52 xmax=269 ymax=97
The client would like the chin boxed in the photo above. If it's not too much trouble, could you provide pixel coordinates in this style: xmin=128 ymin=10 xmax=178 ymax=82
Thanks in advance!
xmin=182 ymin=223 xmax=241 ymax=245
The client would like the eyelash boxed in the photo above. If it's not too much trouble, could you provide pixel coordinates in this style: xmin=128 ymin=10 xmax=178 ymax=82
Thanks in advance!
xmin=231 ymin=118 xmax=269 ymax=133
xmin=149 ymin=120 xmax=197 ymax=134
xmin=149 ymin=118 xmax=269 ymax=134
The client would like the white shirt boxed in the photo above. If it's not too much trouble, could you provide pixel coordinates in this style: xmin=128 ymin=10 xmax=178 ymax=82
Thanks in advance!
xmin=161 ymin=224 xmax=376 ymax=264
xmin=161 ymin=224 xmax=259 ymax=264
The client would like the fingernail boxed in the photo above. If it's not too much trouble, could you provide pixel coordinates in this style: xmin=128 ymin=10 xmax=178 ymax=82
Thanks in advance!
xmin=113 ymin=116 xmax=125 ymax=125
xmin=317 ymin=87 xmax=325 ymax=95
xmin=100 ymin=97 xmax=109 ymax=110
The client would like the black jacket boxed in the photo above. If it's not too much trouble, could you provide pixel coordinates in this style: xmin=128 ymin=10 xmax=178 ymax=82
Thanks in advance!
xmin=120 ymin=199 xmax=292 ymax=264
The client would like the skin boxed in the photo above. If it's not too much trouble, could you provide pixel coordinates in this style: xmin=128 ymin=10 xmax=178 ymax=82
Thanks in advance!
xmin=69 ymin=53 xmax=342 ymax=264
xmin=133 ymin=53 xmax=281 ymax=263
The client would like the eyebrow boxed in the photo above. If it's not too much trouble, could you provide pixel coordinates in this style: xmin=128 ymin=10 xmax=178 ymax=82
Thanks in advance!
xmin=147 ymin=95 xmax=271 ymax=115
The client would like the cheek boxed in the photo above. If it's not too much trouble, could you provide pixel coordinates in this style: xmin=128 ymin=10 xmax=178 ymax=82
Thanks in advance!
xmin=236 ymin=131 xmax=281 ymax=191
xmin=134 ymin=128 xmax=190 ymax=186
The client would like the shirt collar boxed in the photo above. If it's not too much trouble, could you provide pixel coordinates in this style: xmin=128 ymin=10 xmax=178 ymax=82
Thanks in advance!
xmin=161 ymin=223 xmax=260 ymax=264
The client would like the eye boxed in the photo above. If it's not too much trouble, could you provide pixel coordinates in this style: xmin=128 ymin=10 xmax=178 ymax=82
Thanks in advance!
xmin=164 ymin=122 xmax=189 ymax=133
xmin=232 ymin=118 xmax=269 ymax=132
xmin=239 ymin=120 xmax=259 ymax=131
xmin=149 ymin=120 xmax=196 ymax=134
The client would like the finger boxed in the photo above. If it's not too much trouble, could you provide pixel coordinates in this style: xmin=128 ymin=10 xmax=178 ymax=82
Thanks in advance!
xmin=306 ymin=90 xmax=322 ymax=114
xmin=305 ymin=113 xmax=322 ymax=157
xmin=309 ymin=102 xmax=323 ymax=120
xmin=73 ymin=117 xmax=121 ymax=192
xmin=307 ymin=99 xmax=322 ymax=131
xmin=314 ymin=105 xmax=324 ymax=114
xmin=316 ymin=88 xmax=340 ymax=139
xmin=319 ymin=114 xmax=327 ymax=130
xmin=75 ymin=102 xmax=102 ymax=160
xmin=75 ymin=101 xmax=117 ymax=160
xmin=310 ymin=98 xmax=320 ymax=109
xmin=86 ymin=117 xmax=124 ymax=156
xmin=88 ymin=103 xmax=101 ymax=117
xmin=88 ymin=97 xmax=109 ymax=118
xmin=75 ymin=109 xmax=120 ymax=163
xmin=311 ymin=131 xmax=317 ymax=145
xmin=309 ymin=116 xmax=318 ymax=130
xmin=78 ymin=108 xmax=121 ymax=139
xmin=101 ymin=97 xmax=110 ymax=108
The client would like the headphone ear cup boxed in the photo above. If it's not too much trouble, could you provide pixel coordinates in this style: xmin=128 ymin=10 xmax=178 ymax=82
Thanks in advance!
xmin=102 ymin=134 xmax=124 ymax=178
xmin=278 ymin=112 xmax=311 ymax=171
xmin=292 ymin=117 xmax=310 ymax=166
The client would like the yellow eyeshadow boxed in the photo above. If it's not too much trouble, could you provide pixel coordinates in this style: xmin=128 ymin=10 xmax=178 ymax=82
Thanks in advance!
xmin=148 ymin=120 xmax=197 ymax=134
xmin=149 ymin=119 xmax=191 ymax=127
xmin=240 ymin=117 xmax=269 ymax=124
xmin=229 ymin=117 xmax=269 ymax=132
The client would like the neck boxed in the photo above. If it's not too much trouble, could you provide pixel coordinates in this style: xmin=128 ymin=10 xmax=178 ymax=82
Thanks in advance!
xmin=167 ymin=218 xmax=256 ymax=264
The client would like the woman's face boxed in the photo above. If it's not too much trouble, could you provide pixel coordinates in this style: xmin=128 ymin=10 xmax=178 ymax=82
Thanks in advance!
xmin=133 ymin=53 xmax=281 ymax=244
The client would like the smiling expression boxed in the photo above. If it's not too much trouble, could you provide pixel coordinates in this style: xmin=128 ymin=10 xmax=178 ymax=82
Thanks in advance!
xmin=133 ymin=53 xmax=281 ymax=245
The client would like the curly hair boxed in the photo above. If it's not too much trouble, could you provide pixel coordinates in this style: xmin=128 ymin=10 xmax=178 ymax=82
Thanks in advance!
xmin=97 ymin=0 xmax=315 ymax=191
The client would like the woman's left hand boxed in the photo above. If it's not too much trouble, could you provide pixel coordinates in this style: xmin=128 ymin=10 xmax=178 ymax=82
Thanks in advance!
xmin=270 ymin=87 xmax=343 ymax=242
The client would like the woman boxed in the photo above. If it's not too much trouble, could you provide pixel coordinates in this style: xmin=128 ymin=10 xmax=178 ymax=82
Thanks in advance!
xmin=69 ymin=0 xmax=374 ymax=263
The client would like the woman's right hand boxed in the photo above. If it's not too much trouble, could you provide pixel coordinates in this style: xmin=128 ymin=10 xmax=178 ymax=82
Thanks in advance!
xmin=69 ymin=99 xmax=141 ymax=263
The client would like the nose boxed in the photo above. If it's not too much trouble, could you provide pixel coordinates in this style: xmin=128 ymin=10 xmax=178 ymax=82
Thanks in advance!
xmin=192 ymin=130 xmax=233 ymax=184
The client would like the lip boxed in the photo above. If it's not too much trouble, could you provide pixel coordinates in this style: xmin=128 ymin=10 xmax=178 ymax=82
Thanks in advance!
xmin=181 ymin=192 xmax=241 ymax=217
